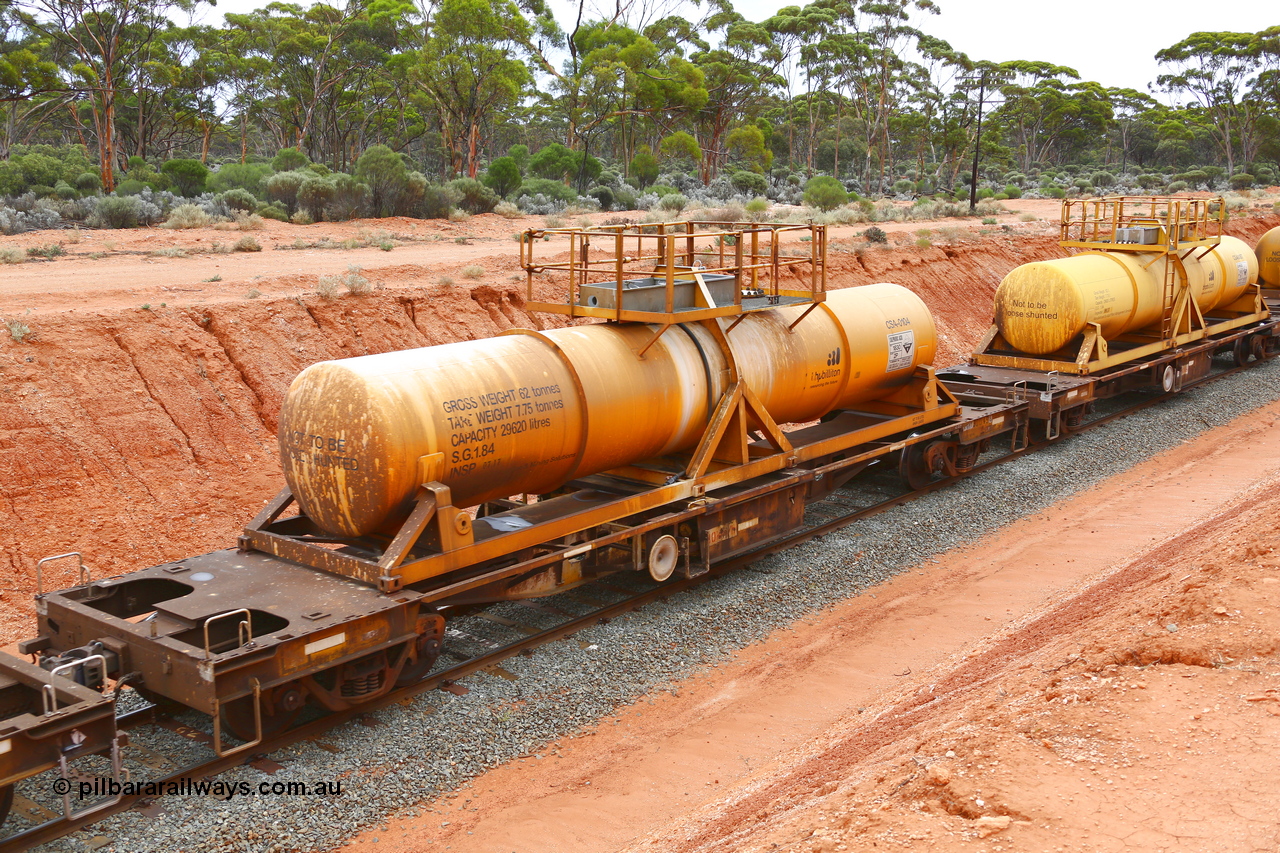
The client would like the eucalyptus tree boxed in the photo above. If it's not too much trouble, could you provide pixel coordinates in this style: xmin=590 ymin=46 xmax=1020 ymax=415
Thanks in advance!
xmin=810 ymin=0 xmax=938 ymax=194
xmin=14 ymin=0 xmax=210 ymax=188
xmin=683 ymin=4 xmax=784 ymax=183
xmin=905 ymin=35 xmax=975 ymax=188
xmin=763 ymin=2 xmax=834 ymax=170
xmin=417 ymin=0 xmax=531 ymax=177
xmin=1156 ymin=31 xmax=1264 ymax=176
xmin=222 ymin=1 xmax=419 ymax=168
xmin=0 ymin=7 xmax=61 ymax=157
xmin=993 ymin=61 xmax=1111 ymax=172
xmin=1105 ymin=87 xmax=1159 ymax=173
xmin=189 ymin=22 xmax=272 ymax=162
xmin=550 ymin=21 xmax=707 ymax=185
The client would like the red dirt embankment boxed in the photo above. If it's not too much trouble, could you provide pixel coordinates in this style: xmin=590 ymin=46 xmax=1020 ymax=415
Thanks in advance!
xmin=0 ymin=215 xmax=1275 ymax=642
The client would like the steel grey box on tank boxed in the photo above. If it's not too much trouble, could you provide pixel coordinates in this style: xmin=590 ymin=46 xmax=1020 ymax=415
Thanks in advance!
xmin=577 ymin=273 xmax=737 ymax=311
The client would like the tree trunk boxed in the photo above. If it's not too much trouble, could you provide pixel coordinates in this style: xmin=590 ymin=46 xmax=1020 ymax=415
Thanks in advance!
xmin=467 ymin=123 xmax=479 ymax=178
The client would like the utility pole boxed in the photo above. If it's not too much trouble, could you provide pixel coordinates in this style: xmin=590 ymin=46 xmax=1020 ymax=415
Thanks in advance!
xmin=968 ymin=69 xmax=988 ymax=213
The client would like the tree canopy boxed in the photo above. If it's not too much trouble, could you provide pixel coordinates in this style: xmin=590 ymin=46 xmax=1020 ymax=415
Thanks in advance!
xmin=0 ymin=0 xmax=1275 ymax=200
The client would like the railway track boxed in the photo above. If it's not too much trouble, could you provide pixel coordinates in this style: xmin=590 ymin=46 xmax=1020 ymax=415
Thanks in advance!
xmin=0 ymin=354 xmax=1262 ymax=853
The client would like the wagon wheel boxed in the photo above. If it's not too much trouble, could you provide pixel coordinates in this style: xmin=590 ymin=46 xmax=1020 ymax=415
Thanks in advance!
xmin=0 ymin=784 xmax=12 ymax=828
xmin=900 ymin=440 xmax=957 ymax=490
xmin=1233 ymin=336 xmax=1250 ymax=367
xmin=220 ymin=683 xmax=305 ymax=743
xmin=395 ymin=633 xmax=443 ymax=688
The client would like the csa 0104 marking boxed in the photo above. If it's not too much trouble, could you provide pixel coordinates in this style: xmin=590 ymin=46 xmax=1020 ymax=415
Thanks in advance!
xmin=886 ymin=329 xmax=915 ymax=372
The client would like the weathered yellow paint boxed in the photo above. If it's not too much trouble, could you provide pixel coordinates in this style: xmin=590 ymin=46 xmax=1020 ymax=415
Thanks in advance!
xmin=993 ymin=235 xmax=1258 ymax=355
xmin=278 ymin=284 xmax=937 ymax=537
xmin=1258 ymin=226 xmax=1280 ymax=288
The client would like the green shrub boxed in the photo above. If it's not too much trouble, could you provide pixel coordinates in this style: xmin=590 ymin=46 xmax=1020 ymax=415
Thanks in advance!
xmin=1175 ymin=169 xmax=1209 ymax=185
xmin=257 ymin=202 xmax=289 ymax=222
xmin=265 ymin=170 xmax=307 ymax=214
xmin=803 ymin=176 xmax=848 ymax=211
xmin=529 ymin=143 xmax=576 ymax=181
xmin=613 ymin=188 xmax=637 ymax=210
xmin=507 ymin=144 xmax=530 ymax=173
xmin=892 ymin=178 xmax=914 ymax=195
xmin=863 ymin=225 xmax=887 ymax=243
xmin=326 ymin=174 xmax=369 ymax=221
xmin=1167 ymin=180 xmax=1189 ymax=193
xmin=354 ymin=145 xmax=421 ymax=216
xmin=745 ymin=196 xmax=770 ymax=221
xmin=74 ymin=172 xmax=102 ymax=194
xmin=731 ymin=170 xmax=768 ymax=196
xmin=1091 ymin=171 xmax=1116 ymax=187
xmin=658 ymin=192 xmax=688 ymax=213
xmin=272 ymin=148 xmax=310 ymax=172
xmin=1136 ymin=174 xmax=1164 ymax=189
xmin=220 ymin=188 xmax=258 ymax=213
xmin=350 ymin=151 xmax=391 ymax=210
xmin=161 ymin=158 xmax=209 ymax=196
xmin=422 ymin=183 xmax=463 ymax=219
xmin=233 ymin=235 xmax=262 ymax=252
xmin=208 ymin=162 xmax=272 ymax=196
xmin=516 ymin=178 xmax=576 ymax=203
xmin=164 ymin=203 xmax=214 ymax=229
xmin=297 ymin=176 xmax=336 ymax=221
xmin=1003 ymin=184 xmax=1022 ymax=198
xmin=54 ymin=180 xmax=77 ymax=200
xmin=16 ymin=153 xmax=64 ymax=189
xmin=1229 ymin=173 xmax=1255 ymax=189
xmin=89 ymin=195 xmax=143 ymax=228
xmin=26 ymin=243 xmax=64 ymax=258
xmin=588 ymin=185 xmax=614 ymax=211
xmin=630 ymin=146 xmax=659 ymax=188
xmin=447 ymin=177 xmax=499 ymax=214
xmin=976 ymin=187 xmax=995 ymax=200
xmin=649 ymin=184 xmax=678 ymax=198
xmin=1045 ymin=186 xmax=1066 ymax=199
xmin=915 ymin=237 xmax=931 ymax=248
xmin=483 ymin=157 xmax=522 ymax=197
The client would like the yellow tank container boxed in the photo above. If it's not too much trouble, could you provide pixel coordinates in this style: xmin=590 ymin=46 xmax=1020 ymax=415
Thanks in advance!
xmin=279 ymin=283 xmax=938 ymax=537
xmin=993 ymin=235 xmax=1259 ymax=355
xmin=1258 ymin=226 xmax=1280 ymax=288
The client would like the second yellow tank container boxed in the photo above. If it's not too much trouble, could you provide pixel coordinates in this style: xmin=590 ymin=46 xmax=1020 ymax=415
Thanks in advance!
xmin=1258 ymin=225 xmax=1280 ymax=288
xmin=993 ymin=235 xmax=1259 ymax=355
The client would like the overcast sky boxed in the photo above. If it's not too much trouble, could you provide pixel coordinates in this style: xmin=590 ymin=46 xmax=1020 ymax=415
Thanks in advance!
xmin=201 ymin=0 xmax=1274 ymax=95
